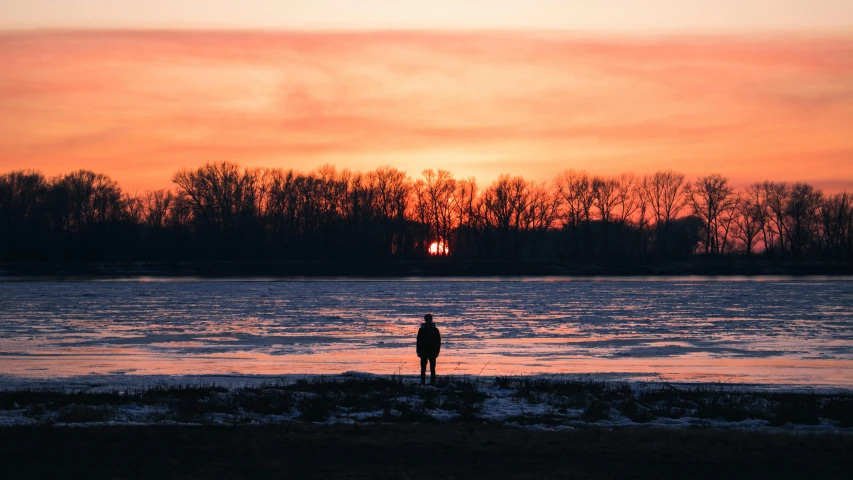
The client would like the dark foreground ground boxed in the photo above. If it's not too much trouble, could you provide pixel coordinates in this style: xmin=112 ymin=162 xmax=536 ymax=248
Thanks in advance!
xmin=2 ymin=424 xmax=852 ymax=479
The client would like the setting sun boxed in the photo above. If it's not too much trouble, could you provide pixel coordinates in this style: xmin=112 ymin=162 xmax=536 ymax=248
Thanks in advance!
xmin=428 ymin=241 xmax=449 ymax=256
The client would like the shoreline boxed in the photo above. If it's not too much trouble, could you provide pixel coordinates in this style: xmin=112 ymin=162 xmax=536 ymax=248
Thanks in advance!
xmin=2 ymin=372 xmax=851 ymax=393
xmin=3 ymin=375 xmax=852 ymax=478
xmin=2 ymin=374 xmax=851 ymax=433
xmin=2 ymin=259 xmax=853 ymax=280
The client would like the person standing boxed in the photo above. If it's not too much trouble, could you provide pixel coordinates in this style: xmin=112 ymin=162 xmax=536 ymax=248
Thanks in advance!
xmin=416 ymin=313 xmax=441 ymax=385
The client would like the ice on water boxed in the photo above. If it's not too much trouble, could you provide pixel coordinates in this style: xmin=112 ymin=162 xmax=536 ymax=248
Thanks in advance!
xmin=1 ymin=278 xmax=852 ymax=387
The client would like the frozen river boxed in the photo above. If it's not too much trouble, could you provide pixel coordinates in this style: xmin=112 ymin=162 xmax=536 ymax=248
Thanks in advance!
xmin=1 ymin=277 xmax=852 ymax=387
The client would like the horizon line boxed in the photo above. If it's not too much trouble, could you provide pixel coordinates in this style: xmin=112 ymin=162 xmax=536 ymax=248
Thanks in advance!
xmin=4 ymin=163 xmax=851 ymax=195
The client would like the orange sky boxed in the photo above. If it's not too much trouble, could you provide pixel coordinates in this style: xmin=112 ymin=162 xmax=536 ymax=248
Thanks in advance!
xmin=1 ymin=30 xmax=852 ymax=192
xmin=4 ymin=1 xmax=853 ymax=31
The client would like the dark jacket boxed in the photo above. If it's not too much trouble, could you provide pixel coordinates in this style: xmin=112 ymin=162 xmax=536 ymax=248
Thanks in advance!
xmin=416 ymin=322 xmax=441 ymax=358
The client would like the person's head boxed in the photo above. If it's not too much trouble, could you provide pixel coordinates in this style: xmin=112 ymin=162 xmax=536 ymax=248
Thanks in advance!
xmin=424 ymin=314 xmax=433 ymax=323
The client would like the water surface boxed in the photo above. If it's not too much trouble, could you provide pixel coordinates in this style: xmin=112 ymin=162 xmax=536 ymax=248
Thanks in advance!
xmin=1 ymin=278 xmax=852 ymax=387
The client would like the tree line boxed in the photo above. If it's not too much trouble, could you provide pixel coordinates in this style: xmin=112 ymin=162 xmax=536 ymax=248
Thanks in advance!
xmin=1 ymin=162 xmax=851 ymax=264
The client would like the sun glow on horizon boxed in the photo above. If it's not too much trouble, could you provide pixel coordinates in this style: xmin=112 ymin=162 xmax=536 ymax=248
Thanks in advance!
xmin=428 ymin=241 xmax=450 ymax=256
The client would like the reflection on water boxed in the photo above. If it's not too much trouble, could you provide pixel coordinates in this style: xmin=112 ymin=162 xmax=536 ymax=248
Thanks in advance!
xmin=1 ymin=279 xmax=852 ymax=386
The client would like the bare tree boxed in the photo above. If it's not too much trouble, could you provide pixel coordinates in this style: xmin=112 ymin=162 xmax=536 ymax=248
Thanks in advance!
xmin=690 ymin=174 xmax=735 ymax=255
xmin=451 ymin=177 xmax=478 ymax=255
xmin=593 ymin=176 xmax=620 ymax=223
xmin=167 ymin=192 xmax=193 ymax=228
xmin=762 ymin=181 xmax=789 ymax=257
xmin=370 ymin=166 xmax=412 ymax=255
xmin=413 ymin=169 xmax=456 ymax=255
xmin=346 ymin=171 xmax=377 ymax=225
xmin=785 ymin=182 xmax=823 ymax=258
xmin=123 ymin=193 xmax=145 ymax=225
xmin=732 ymin=192 xmax=764 ymax=255
xmin=642 ymin=170 xmax=690 ymax=257
xmin=51 ymin=170 xmax=124 ymax=232
xmin=262 ymin=169 xmax=297 ymax=241
xmin=315 ymin=164 xmax=348 ymax=222
xmin=172 ymin=162 xmax=260 ymax=232
xmin=7 ymin=162 xmax=853 ymax=265
xmin=0 ymin=170 xmax=48 ymax=227
xmin=717 ymin=194 xmax=739 ymax=254
xmin=820 ymin=192 xmax=852 ymax=258
xmin=371 ymin=166 xmax=411 ymax=222
xmin=523 ymin=181 xmax=559 ymax=231
xmin=555 ymin=170 xmax=596 ymax=227
xmin=614 ymin=173 xmax=640 ymax=225
xmin=482 ymin=174 xmax=529 ymax=232
xmin=636 ymin=175 xmax=653 ymax=232
xmin=142 ymin=190 xmax=174 ymax=228
xmin=0 ymin=171 xmax=49 ymax=254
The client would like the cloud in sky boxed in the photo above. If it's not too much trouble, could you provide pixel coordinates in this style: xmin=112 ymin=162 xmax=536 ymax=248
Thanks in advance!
xmin=0 ymin=31 xmax=852 ymax=192
xmin=3 ymin=1 xmax=853 ymax=31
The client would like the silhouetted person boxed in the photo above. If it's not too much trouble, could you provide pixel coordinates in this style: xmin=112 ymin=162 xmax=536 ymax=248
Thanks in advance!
xmin=417 ymin=313 xmax=441 ymax=385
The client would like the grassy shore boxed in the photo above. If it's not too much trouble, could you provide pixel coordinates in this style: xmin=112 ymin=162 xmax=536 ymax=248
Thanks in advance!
xmin=2 ymin=376 xmax=852 ymax=429
xmin=2 ymin=377 xmax=853 ymax=478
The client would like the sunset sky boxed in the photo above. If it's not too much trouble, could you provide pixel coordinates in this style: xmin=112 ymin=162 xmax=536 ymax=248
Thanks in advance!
xmin=1 ymin=1 xmax=852 ymax=192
